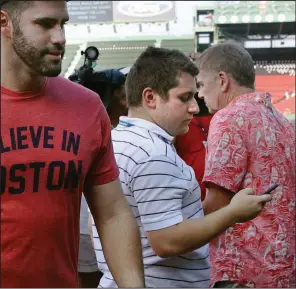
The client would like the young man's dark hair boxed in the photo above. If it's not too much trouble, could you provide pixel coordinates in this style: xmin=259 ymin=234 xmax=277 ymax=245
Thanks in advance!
xmin=0 ymin=0 xmax=34 ymax=23
xmin=1 ymin=0 xmax=69 ymax=24
xmin=126 ymin=46 xmax=199 ymax=107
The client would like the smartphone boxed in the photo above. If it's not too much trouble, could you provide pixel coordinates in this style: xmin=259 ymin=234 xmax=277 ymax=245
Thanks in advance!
xmin=261 ymin=184 xmax=280 ymax=195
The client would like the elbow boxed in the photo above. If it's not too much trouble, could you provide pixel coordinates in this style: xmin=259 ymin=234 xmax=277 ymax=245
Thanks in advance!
xmin=150 ymin=240 xmax=181 ymax=259
xmin=202 ymin=201 xmax=211 ymax=215
xmin=147 ymin=225 xmax=189 ymax=258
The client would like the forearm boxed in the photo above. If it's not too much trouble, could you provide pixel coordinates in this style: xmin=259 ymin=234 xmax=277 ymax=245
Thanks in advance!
xmin=163 ymin=206 xmax=236 ymax=256
xmin=149 ymin=187 xmax=269 ymax=258
xmin=202 ymin=186 xmax=234 ymax=215
xmin=202 ymin=196 xmax=218 ymax=215
xmin=93 ymin=202 xmax=145 ymax=287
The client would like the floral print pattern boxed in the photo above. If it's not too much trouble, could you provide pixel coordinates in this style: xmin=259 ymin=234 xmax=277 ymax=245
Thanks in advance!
xmin=204 ymin=92 xmax=295 ymax=287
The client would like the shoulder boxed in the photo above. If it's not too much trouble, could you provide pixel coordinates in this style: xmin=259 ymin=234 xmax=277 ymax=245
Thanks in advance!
xmin=113 ymin=130 xmax=165 ymax=157
xmin=112 ymin=127 xmax=177 ymax=168
xmin=210 ymin=106 xmax=248 ymax=133
xmin=47 ymin=76 xmax=104 ymax=109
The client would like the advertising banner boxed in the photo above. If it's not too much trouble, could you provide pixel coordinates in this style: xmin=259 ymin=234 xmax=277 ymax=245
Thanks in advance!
xmin=113 ymin=1 xmax=176 ymax=23
xmin=67 ymin=1 xmax=175 ymax=23
xmin=67 ymin=1 xmax=113 ymax=23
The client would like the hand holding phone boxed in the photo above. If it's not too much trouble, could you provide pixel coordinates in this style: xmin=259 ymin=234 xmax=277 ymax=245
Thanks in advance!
xmin=261 ymin=184 xmax=280 ymax=195
xmin=229 ymin=188 xmax=272 ymax=223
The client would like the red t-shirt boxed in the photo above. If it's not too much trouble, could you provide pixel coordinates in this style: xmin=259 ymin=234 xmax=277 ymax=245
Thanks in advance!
xmin=174 ymin=116 xmax=212 ymax=200
xmin=203 ymin=92 xmax=295 ymax=287
xmin=0 ymin=77 xmax=119 ymax=287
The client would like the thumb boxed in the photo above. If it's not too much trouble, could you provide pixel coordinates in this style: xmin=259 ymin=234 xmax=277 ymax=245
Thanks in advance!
xmin=258 ymin=194 xmax=272 ymax=203
xmin=239 ymin=188 xmax=254 ymax=195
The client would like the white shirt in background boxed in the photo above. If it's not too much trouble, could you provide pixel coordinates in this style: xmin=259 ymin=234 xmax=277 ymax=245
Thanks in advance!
xmin=80 ymin=195 xmax=90 ymax=235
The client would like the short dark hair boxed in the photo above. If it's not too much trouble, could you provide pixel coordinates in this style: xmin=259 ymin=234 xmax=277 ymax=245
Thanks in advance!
xmin=1 ymin=0 xmax=69 ymax=26
xmin=197 ymin=40 xmax=255 ymax=89
xmin=1 ymin=0 xmax=34 ymax=23
xmin=126 ymin=46 xmax=199 ymax=107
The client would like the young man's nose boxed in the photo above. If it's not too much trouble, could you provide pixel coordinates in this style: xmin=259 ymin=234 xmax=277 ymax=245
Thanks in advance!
xmin=189 ymin=98 xmax=199 ymax=114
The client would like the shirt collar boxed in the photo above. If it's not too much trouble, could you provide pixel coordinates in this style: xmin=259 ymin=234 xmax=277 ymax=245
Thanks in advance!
xmin=118 ymin=116 xmax=174 ymax=142
xmin=227 ymin=91 xmax=273 ymax=109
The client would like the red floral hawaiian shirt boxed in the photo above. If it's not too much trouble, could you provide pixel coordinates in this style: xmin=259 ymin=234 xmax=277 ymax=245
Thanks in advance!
xmin=203 ymin=92 xmax=295 ymax=288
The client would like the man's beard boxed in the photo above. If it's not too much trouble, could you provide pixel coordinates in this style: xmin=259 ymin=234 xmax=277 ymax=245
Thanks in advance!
xmin=12 ymin=23 xmax=64 ymax=77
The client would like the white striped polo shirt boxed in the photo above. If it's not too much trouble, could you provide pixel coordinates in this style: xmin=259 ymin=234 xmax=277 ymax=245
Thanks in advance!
xmin=92 ymin=117 xmax=210 ymax=288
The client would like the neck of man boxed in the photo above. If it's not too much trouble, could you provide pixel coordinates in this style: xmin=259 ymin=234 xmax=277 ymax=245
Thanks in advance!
xmin=128 ymin=107 xmax=175 ymax=137
xmin=1 ymin=50 xmax=45 ymax=93
xmin=225 ymin=86 xmax=255 ymax=105
xmin=128 ymin=107 xmax=154 ymax=124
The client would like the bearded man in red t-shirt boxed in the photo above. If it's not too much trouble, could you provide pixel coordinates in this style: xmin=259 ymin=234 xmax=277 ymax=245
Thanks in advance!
xmin=0 ymin=1 xmax=145 ymax=287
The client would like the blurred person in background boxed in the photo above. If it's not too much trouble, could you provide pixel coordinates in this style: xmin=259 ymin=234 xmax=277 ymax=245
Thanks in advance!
xmin=78 ymin=195 xmax=102 ymax=288
xmin=198 ymin=40 xmax=295 ymax=288
xmin=103 ymin=69 xmax=128 ymax=127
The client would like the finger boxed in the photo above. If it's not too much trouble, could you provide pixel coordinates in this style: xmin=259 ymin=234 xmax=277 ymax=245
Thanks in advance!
xmin=239 ymin=188 xmax=254 ymax=195
xmin=258 ymin=194 xmax=272 ymax=203
xmin=260 ymin=201 xmax=268 ymax=209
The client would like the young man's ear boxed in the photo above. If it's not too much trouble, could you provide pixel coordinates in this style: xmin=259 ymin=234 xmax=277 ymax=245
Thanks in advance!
xmin=142 ymin=88 xmax=157 ymax=109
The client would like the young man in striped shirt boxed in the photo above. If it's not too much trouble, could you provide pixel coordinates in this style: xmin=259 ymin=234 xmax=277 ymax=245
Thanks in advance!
xmin=92 ymin=47 xmax=272 ymax=288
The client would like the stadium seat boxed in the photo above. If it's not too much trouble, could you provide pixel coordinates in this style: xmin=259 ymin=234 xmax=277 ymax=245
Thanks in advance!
xmin=255 ymin=60 xmax=295 ymax=76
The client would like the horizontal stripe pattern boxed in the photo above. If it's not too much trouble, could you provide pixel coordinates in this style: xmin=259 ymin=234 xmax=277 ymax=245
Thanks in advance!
xmin=93 ymin=118 xmax=210 ymax=288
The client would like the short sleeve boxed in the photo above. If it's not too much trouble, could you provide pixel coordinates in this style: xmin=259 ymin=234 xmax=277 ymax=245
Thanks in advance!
xmin=203 ymin=113 xmax=248 ymax=193
xmin=130 ymin=155 xmax=185 ymax=231
xmin=85 ymin=102 xmax=119 ymax=188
